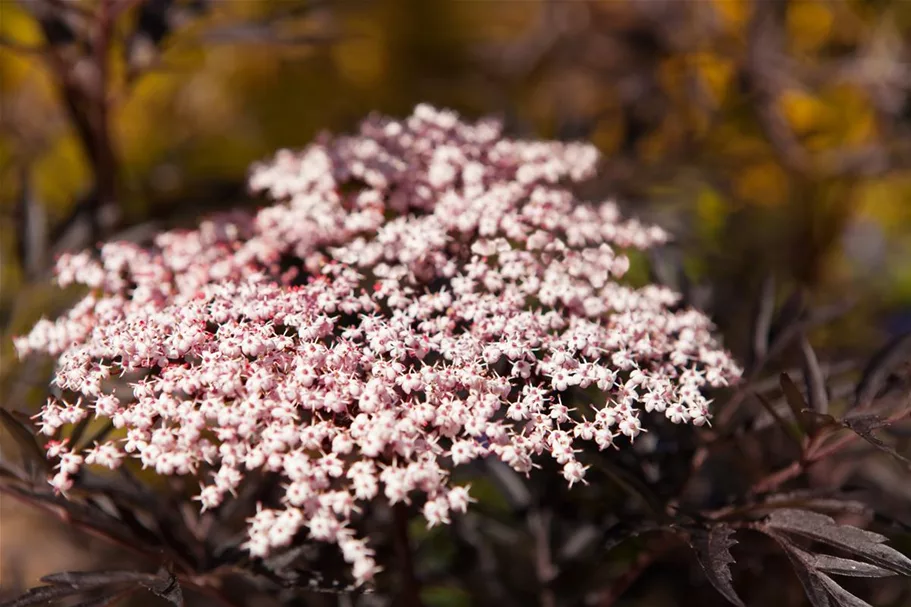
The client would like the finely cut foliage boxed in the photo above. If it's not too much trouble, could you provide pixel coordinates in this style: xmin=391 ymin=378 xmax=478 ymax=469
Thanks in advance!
xmin=15 ymin=105 xmax=741 ymax=585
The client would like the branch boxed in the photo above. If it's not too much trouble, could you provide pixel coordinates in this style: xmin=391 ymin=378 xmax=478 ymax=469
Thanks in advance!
xmin=749 ymin=408 xmax=910 ymax=495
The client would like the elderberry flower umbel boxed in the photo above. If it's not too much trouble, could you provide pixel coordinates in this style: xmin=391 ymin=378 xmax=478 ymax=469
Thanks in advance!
xmin=16 ymin=105 xmax=741 ymax=585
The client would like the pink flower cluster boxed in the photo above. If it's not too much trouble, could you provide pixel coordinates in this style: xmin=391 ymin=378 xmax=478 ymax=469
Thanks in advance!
xmin=16 ymin=105 xmax=741 ymax=584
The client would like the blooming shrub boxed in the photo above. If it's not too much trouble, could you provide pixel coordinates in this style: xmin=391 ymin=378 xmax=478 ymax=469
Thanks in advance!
xmin=15 ymin=105 xmax=741 ymax=585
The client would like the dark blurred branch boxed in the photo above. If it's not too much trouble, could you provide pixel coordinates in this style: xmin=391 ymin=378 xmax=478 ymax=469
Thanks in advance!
xmin=14 ymin=165 xmax=49 ymax=279
xmin=529 ymin=508 xmax=557 ymax=607
xmin=0 ymin=34 xmax=46 ymax=55
xmin=25 ymin=0 xmax=122 ymax=249
xmin=742 ymin=0 xmax=911 ymax=180
xmin=744 ymin=0 xmax=810 ymax=174
xmin=392 ymin=503 xmax=423 ymax=607
xmin=88 ymin=0 xmax=119 ymax=244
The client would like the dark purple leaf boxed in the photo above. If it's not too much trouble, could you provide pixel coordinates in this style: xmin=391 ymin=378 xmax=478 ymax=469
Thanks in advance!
xmin=800 ymin=411 xmax=840 ymax=428
xmin=765 ymin=509 xmax=911 ymax=576
xmin=110 ymin=501 xmax=163 ymax=545
xmin=688 ymin=525 xmax=745 ymax=607
xmin=815 ymin=574 xmax=874 ymax=607
xmin=587 ymin=455 xmax=666 ymax=515
xmin=69 ymin=588 xmax=138 ymax=607
xmin=842 ymin=415 xmax=911 ymax=466
xmin=754 ymin=392 xmax=803 ymax=446
xmin=78 ymin=419 xmax=115 ymax=452
xmin=800 ymin=337 xmax=829 ymax=415
xmin=854 ymin=331 xmax=911 ymax=408
xmin=0 ymin=484 xmax=154 ymax=556
xmin=805 ymin=301 xmax=857 ymax=328
xmin=779 ymin=373 xmax=811 ymax=436
xmin=40 ymin=570 xmax=157 ymax=588
xmin=771 ymin=537 xmax=831 ymax=607
xmin=769 ymin=535 xmax=876 ymax=607
xmin=142 ymin=570 xmax=183 ymax=607
xmin=761 ymin=492 xmax=871 ymax=517
xmin=0 ymin=408 xmax=48 ymax=474
xmin=770 ymin=289 xmax=806 ymax=343
xmin=67 ymin=415 xmax=93 ymax=452
xmin=845 ymin=415 xmax=890 ymax=433
xmin=0 ymin=583 xmax=86 ymax=607
xmin=0 ymin=461 xmax=30 ymax=481
xmin=7 ymin=410 xmax=36 ymax=429
xmin=484 ymin=460 xmax=532 ymax=511
xmin=751 ymin=275 xmax=776 ymax=362
xmin=600 ymin=521 xmax=662 ymax=553
xmin=812 ymin=554 xmax=895 ymax=578
xmin=556 ymin=524 xmax=600 ymax=563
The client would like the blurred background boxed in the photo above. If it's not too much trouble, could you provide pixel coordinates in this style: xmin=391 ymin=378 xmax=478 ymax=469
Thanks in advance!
xmin=2 ymin=0 xmax=911 ymax=602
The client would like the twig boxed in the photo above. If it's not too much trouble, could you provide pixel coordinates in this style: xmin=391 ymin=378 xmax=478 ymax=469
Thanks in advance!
xmin=749 ymin=408 xmax=910 ymax=495
xmin=28 ymin=0 xmax=121 ymax=252
xmin=88 ymin=0 xmax=119 ymax=245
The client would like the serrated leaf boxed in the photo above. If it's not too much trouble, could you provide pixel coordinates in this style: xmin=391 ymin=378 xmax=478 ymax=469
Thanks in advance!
xmin=142 ymin=570 xmax=183 ymax=607
xmin=842 ymin=415 xmax=911 ymax=466
xmin=688 ymin=525 xmax=745 ymax=607
xmin=845 ymin=415 xmax=890 ymax=433
xmin=779 ymin=373 xmax=811 ymax=436
xmin=765 ymin=509 xmax=911 ymax=576
xmin=854 ymin=331 xmax=911 ymax=408
xmin=767 ymin=531 xmax=882 ymax=607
